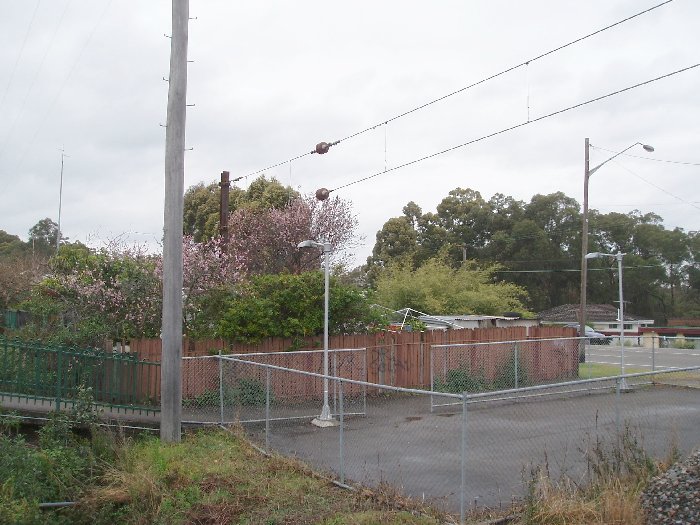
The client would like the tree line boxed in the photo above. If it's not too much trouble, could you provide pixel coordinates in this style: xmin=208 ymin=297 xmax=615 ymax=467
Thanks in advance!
xmin=2 ymin=178 xmax=696 ymax=346
xmin=365 ymin=187 xmax=700 ymax=322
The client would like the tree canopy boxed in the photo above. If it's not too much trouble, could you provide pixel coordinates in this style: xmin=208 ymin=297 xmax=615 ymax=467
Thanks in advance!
xmin=374 ymin=254 xmax=529 ymax=316
xmin=367 ymin=187 xmax=699 ymax=322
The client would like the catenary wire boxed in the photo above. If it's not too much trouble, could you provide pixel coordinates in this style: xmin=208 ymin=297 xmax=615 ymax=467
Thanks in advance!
xmin=240 ymin=0 xmax=673 ymax=181
xmin=329 ymin=63 xmax=700 ymax=193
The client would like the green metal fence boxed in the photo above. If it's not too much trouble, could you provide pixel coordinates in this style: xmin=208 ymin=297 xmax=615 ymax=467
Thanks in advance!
xmin=0 ymin=336 xmax=160 ymax=415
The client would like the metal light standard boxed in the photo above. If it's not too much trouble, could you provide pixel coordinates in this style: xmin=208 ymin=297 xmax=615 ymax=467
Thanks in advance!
xmin=586 ymin=251 xmax=629 ymax=389
xmin=579 ymin=139 xmax=653 ymax=362
xmin=297 ymin=239 xmax=337 ymax=427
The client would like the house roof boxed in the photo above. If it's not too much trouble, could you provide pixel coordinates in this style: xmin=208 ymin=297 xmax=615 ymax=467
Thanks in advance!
xmin=538 ymin=304 xmax=653 ymax=323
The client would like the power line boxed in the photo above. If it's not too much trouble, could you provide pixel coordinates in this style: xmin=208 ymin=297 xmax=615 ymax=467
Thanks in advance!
xmin=9 ymin=0 xmax=113 ymax=176
xmin=611 ymin=160 xmax=700 ymax=212
xmin=0 ymin=0 xmax=42 ymax=117
xmin=0 ymin=0 xmax=72 ymax=160
xmin=590 ymin=145 xmax=700 ymax=167
xmin=330 ymin=63 xmax=700 ymax=193
xmin=494 ymin=264 xmax=665 ymax=274
xmin=241 ymin=0 xmax=673 ymax=182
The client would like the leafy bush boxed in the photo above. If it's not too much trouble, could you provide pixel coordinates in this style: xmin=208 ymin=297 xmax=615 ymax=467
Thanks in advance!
xmin=435 ymin=367 xmax=488 ymax=393
xmin=434 ymin=351 xmax=529 ymax=393
xmin=184 ymin=378 xmax=270 ymax=408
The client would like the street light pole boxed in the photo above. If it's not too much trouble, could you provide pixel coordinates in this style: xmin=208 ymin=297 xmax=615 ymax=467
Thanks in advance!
xmin=616 ymin=251 xmax=627 ymax=389
xmin=579 ymin=139 xmax=653 ymax=363
xmin=298 ymin=239 xmax=337 ymax=427
xmin=585 ymin=251 xmax=629 ymax=389
xmin=579 ymin=139 xmax=591 ymax=362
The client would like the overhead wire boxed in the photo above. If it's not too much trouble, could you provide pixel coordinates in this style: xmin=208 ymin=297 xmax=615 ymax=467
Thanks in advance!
xmin=494 ymin=264 xmax=665 ymax=274
xmin=8 ymin=0 xmax=113 ymax=177
xmin=590 ymin=145 xmax=700 ymax=167
xmin=0 ymin=0 xmax=72 ymax=159
xmin=329 ymin=63 xmax=700 ymax=193
xmin=0 ymin=0 xmax=42 ymax=116
xmin=609 ymin=160 xmax=700 ymax=212
xmin=240 ymin=0 xmax=673 ymax=182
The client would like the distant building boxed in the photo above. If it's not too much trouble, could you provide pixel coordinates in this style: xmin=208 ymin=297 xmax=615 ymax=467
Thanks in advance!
xmin=537 ymin=303 xmax=653 ymax=337
xmin=418 ymin=314 xmax=540 ymax=333
xmin=640 ymin=318 xmax=700 ymax=341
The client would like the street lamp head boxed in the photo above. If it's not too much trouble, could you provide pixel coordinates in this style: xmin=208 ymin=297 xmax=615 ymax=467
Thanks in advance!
xmin=585 ymin=252 xmax=602 ymax=260
xmin=642 ymin=144 xmax=654 ymax=152
xmin=297 ymin=240 xmax=320 ymax=249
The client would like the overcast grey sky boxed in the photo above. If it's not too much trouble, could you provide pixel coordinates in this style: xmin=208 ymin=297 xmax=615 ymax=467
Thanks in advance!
xmin=1 ymin=0 xmax=698 ymax=266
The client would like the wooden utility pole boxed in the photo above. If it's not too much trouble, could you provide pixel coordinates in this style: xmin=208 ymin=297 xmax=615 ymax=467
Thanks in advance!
xmin=161 ymin=0 xmax=189 ymax=443
xmin=579 ymin=138 xmax=590 ymax=362
xmin=219 ymin=171 xmax=230 ymax=244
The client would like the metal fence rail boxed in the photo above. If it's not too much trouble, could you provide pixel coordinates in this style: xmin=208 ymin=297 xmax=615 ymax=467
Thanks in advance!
xmin=0 ymin=336 xmax=160 ymax=414
xmin=200 ymin=352 xmax=700 ymax=524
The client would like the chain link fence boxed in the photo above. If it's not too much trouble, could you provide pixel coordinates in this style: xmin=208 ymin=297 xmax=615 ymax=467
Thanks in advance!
xmin=181 ymin=341 xmax=700 ymax=523
xmin=181 ymin=348 xmax=366 ymax=425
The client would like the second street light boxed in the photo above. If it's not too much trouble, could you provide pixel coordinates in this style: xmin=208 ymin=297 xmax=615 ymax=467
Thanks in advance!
xmin=579 ymin=139 xmax=654 ymax=362
xmin=297 ymin=238 xmax=337 ymax=427
xmin=585 ymin=251 xmax=630 ymax=390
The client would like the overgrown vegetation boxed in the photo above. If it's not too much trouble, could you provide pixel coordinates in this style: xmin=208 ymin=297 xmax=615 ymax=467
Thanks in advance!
xmin=71 ymin=428 xmax=444 ymax=525
xmin=0 ymin=389 xmax=116 ymax=525
xmin=1 ymin=399 xmax=689 ymax=525
xmin=183 ymin=378 xmax=270 ymax=408
xmin=514 ymin=425 xmax=679 ymax=525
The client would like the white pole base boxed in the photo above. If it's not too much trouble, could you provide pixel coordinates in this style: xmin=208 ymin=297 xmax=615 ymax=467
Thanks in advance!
xmin=311 ymin=416 xmax=339 ymax=428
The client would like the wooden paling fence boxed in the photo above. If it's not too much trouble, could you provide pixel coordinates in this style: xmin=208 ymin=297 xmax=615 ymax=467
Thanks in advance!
xmin=125 ymin=326 xmax=577 ymax=401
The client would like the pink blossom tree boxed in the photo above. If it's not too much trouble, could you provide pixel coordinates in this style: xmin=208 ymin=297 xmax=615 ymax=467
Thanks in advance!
xmin=228 ymin=193 xmax=359 ymax=275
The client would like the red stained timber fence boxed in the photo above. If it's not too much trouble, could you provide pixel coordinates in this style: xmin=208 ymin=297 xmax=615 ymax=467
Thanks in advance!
xmin=126 ymin=326 xmax=578 ymax=401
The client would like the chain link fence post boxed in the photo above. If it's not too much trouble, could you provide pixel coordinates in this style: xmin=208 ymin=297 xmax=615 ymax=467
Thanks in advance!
xmin=460 ymin=391 xmax=467 ymax=524
xmin=363 ymin=348 xmax=367 ymax=417
xmin=514 ymin=341 xmax=519 ymax=389
xmin=265 ymin=366 xmax=271 ymax=452
xmin=652 ymin=336 xmax=656 ymax=371
xmin=587 ymin=339 xmax=592 ymax=379
xmin=339 ymin=378 xmax=345 ymax=485
xmin=333 ymin=351 xmax=338 ymax=416
xmin=218 ymin=349 xmax=224 ymax=426
xmin=430 ymin=344 xmax=435 ymax=413
xmin=615 ymin=376 xmax=621 ymax=435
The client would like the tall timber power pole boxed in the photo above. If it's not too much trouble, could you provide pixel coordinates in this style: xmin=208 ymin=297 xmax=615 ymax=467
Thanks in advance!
xmin=161 ymin=0 xmax=189 ymax=442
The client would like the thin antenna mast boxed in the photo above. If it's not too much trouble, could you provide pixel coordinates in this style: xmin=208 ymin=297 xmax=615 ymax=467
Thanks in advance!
xmin=56 ymin=148 xmax=68 ymax=254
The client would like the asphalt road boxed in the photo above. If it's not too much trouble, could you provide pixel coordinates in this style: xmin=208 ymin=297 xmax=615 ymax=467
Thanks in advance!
xmin=247 ymin=382 xmax=700 ymax=515
xmin=587 ymin=344 xmax=700 ymax=371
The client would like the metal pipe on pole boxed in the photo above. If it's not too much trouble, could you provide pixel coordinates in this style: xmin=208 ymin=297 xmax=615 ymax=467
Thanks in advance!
xmin=161 ymin=0 xmax=189 ymax=443
xmin=56 ymin=149 xmax=68 ymax=254
xmin=219 ymin=171 xmax=230 ymax=244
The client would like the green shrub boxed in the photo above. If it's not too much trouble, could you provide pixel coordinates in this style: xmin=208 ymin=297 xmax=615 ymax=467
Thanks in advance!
xmin=184 ymin=378 xmax=270 ymax=408
xmin=434 ymin=351 xmax=529 ymax=393
xmin=435 ymin=367 xmax=488 ymax=393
